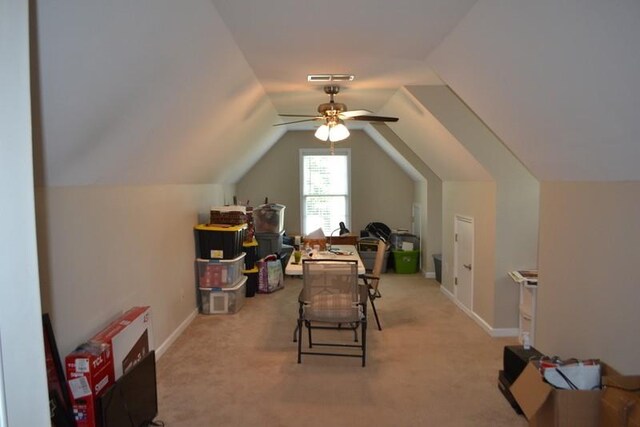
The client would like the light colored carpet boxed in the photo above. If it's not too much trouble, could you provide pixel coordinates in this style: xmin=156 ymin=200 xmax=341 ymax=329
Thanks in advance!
xmin=156 ymin=273 xmax=527 ymax=426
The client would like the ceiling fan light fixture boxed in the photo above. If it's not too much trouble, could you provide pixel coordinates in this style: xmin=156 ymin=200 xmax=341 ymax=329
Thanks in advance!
xmin=314 ymin=124 xmax=330 ymax=141
xmin=329 ymin=122 xmax=350 ymax=142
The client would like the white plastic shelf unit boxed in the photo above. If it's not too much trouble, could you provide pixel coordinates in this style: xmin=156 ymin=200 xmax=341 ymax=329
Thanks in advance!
xmin=508 ymin=270 xmax=538 ymax=346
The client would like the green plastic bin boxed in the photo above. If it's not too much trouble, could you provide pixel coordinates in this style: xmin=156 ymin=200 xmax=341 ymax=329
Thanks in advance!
xmin=392 ymin=250 xmax=420 ymax=274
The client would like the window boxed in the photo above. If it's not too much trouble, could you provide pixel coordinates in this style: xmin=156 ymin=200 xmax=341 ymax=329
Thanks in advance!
xmin=300 ymin=149 xmax=351 ymax=236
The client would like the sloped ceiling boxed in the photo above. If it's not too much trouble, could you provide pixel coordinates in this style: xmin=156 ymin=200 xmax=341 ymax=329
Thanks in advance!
xmin=34 ymin=0 xmax=640 ymax=186
xmin=428 ymin=0 xmax=640 ymax=181
xmin=36 ymin=0 xmax=283 ymax=186
xmin=377 ymin=88 xmax=491 ymax=181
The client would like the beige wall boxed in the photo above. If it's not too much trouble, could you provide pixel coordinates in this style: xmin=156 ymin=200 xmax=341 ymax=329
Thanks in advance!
xmin=235 ymin=130 xmax=415 ymax=237
xmin=410 ymin=86 xmax=539 ymax=329
xmin=36 ymin=183 xmax=232 ymax=357
xmin=537 ymin=182 xmax=640 ymax=373
xmin=442 ymin=181 xmax=497 ymax=325
xmin=414 ymin=180 xmax=442 ymax=273
xmin=368 ymin=124 xmax=443 ymax=274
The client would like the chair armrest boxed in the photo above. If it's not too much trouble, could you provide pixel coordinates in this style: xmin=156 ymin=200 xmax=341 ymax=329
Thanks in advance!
xmin=360 ymin=273 xmax=379 ymax=285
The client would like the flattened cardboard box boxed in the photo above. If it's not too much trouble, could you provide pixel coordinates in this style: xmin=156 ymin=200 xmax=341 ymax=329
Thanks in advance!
xmin=90 ymin=306 xmax=154 ymax=380
xmin=511 ymin=361 xmax=617 ymax=427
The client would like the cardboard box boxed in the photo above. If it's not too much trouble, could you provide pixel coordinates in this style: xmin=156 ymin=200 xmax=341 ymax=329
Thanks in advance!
xmin=90 ymin=306 xmax=154 ymax=379
xmin=65 ymin=342 xmax=114 ymax=427
xmin=511 ymin=361 xmax=617 ymax=427
xmin=65 ymin=306 xmax=154 ymax=427
xmin=600 ymin=376 xmax=640 ymax=427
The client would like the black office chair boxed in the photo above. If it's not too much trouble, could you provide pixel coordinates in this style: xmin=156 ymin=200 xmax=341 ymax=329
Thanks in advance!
xmin=296 ymin=259 xmax=367 ymax=366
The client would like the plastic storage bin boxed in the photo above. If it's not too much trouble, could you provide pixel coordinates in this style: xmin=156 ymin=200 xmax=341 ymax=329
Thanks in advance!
xmin=194 ymin=223 xmax=246 ymax=259
xmin=196 ymin=253 xmax=245 ymax=288
xmin=393 ymin=250 xmax=420 ymax=274
xmin=360 ymin=251 xmax=389 ymax=273
xmin=357 ymin=237 xmax=389 ymax=273
xmin=253 ymin=203 xmax=285 ymax=233
xmin=357 ymin=237 xmax=380 ymax=252
xmin=199 ymin=276 xmax=247 ymax=314
xmin=255 ymin=230 xmax=284 ymax=259
xmin=389 ymin=232 xmax=420 ymax=251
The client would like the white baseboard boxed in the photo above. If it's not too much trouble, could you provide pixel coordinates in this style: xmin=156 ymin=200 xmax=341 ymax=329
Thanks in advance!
xmin=424 ymin=271 xmax=435 ymax=279
xmin=439 ymin=285 xmax=518 ymax=339
xmin=155 ymin=308 xmax=198 ymax=360
xmin=440 ymin=284 xmax=455 ymax=300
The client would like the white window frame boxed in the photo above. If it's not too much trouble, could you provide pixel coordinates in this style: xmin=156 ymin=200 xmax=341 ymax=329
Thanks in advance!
xmin=299 ymin=148 xmax=351 ymax=236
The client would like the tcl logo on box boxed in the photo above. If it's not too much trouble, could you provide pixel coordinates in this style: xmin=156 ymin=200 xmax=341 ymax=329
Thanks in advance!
xmin=65 ymin=343 xmax=114 ymax=427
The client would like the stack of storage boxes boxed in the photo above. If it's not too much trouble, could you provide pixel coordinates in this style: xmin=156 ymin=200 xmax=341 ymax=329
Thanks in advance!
xmin=390 ymin=232 xmax=420 ymax=274
xmin=253 ymin=203 xmax=286 ymax=259
xmin=194 ymin=224 xmax=247 ymax=314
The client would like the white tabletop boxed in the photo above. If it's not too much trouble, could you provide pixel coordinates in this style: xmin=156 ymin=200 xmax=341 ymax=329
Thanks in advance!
xmin=285 ymin=245 xmax=366 ymax=276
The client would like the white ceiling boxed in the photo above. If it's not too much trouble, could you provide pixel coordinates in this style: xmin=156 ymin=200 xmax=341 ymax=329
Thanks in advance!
xmin=211 ymin=0 xmax=477 ymax=114
xmin=34 ymin=0 xmax=640 ymax=185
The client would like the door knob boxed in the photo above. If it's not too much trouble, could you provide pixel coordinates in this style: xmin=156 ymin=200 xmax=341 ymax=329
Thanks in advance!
xmin=463 ymin=264 xmax=472 ymax=270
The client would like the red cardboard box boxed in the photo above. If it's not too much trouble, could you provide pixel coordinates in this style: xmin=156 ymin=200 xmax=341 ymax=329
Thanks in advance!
xmin=65 ymin=306 xmax=154 ymax=427
xmin=65 ymin=342 xmax=114 ymax=427
xmin=90 ymin=306 xmax=154 ymax=380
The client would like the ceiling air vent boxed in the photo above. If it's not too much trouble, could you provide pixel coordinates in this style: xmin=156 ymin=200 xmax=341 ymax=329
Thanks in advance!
xmin=307 ymin=74 xmax=355 ymax=82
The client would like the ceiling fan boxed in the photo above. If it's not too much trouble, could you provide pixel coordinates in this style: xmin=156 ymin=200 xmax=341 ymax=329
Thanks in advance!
xmin=274 ymin=85 xmax=398 ymax=150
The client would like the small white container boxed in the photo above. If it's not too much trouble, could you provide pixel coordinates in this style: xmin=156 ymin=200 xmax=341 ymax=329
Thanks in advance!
xmin=199 ymin=276 xmax=247 ymax=314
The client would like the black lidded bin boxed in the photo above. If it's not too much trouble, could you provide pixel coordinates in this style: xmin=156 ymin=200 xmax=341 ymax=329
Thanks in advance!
xmin=195 ymin=224 xmax=246 ymax=259
xmin=242 ymin=238 xmax=258 ymax=270
xmin=243 ymin=267 xmax=259 ymax=297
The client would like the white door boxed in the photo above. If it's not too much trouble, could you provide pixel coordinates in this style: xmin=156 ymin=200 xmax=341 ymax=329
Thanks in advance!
xmin=454 ymin=216 xmax=474 ymax=312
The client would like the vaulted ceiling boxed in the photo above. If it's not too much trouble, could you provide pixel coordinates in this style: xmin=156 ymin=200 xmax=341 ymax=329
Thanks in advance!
xmin=34 ymin=0 xmax=640 ymax=186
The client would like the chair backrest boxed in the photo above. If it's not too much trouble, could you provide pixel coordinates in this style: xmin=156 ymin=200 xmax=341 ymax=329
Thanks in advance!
xmin=369 ymin=240 xmax=388 ymax=292
xmin=301 ymin=259 xmax=359 ymax=304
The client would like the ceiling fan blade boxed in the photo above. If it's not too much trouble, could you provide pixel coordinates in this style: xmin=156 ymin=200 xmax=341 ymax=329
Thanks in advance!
xmin=278 ymin=114 xmax=321 ymax=118
xmin=349 ymin=115 xmax=399 ymax=123
xmin=339 ymin=109 xmax=373 ymax=119
xmin=273 ymin=118 xmax=320 ymax=126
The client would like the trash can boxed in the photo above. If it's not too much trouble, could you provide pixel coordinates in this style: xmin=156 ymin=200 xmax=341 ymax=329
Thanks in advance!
xmin=433 ymin=254 xmax=442 ymax=283
xmin=392 ymin=250 xmax=420 ymax=274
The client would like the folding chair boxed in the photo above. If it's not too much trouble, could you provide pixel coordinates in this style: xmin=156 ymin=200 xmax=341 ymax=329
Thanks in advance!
xmin=297 ymin=259 xmax=367 ymax=366
xmin=360 ymin=239 xmax=387 ymax=331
